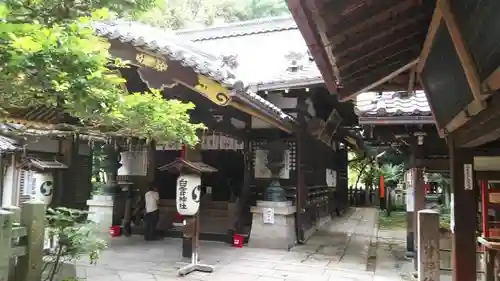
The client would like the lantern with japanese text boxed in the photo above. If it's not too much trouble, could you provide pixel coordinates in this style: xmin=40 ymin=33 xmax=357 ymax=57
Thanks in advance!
xmin=158 ymin=158 xmax=217 ymax=216
xmin=176 ymin=174 xmax=202 ymax=216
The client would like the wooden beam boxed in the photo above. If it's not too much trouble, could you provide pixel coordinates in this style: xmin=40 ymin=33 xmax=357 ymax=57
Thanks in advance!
xmin=417 ymin=74 xmax=445 ymax=138
xmin=444 ymin=100 xmax=484 ymax=134
xmin=338 ymin=32 xmax=421 ymax=70
xmin=417 ymin=5 xmax=442 ymax=73
xmin=334 ymin=11 xmax=426 ymax=57
xmin=476 ymin=171 xmax=500 ymax=181
xmin=326 ymin=0 xmax=418 ymax=43
xmin=340 ymin=58 xmax=419 ymax=101
xmin=305 ymin=0 xmax=340 ymax=86
xmin=415 ymin=158 xmax=449 ymax=171
xmin=343 ymin=51 xmax=418 ymax=83
xmin=439 ymin=0 xmax=484 ymax=103
xmin=453 ymin=94 xmax=500 ymax=148
xmin=483 ymin=67 xmax=500 ymax=92
xmin=408 ymin=65 xmax=417 ymax=95
xmin=288 ymin=0 xmax=338 ymax=94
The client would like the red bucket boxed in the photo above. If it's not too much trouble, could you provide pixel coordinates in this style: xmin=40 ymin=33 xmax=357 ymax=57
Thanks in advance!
xmin=110 ymin=225 xmax=121 ymax=237
xmin=232 ymin=234 xmax=244 ymax=248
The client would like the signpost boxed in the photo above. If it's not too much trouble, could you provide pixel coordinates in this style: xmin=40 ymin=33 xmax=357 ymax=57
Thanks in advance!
xmin=463 ymin=164 xmax=473 ymax=190
xmin=158 ymin=157 xmax=217 ymax=277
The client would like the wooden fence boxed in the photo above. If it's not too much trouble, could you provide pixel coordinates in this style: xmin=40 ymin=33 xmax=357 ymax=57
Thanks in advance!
xmin=0 ymin=200 xmax=47 ymax=281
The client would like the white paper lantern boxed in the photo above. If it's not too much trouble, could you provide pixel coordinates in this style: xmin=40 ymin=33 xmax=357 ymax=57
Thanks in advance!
xmin=33 ymin=172 xmax=54 ymax=205
xmin=176 ymin=174 xmax=201 ymax=216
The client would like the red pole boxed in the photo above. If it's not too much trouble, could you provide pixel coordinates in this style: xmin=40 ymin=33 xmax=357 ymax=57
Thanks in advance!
xmin=481 ymin=180 xmax=489 ymax=237
xmin=380 ymin=175 xmax=385 ymax=198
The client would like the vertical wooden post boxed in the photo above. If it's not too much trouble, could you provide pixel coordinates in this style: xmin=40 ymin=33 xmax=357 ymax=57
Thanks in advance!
xmin=0 ymin=210 xmax=13 ymax=281
xmin=405 ymin=169 xmax=415 ymax=254
xmin=413 ymin=167 xmax=426 ymax=270
xmin=233 ymin=119 xmax=252 ymax=234
xmin=449 ymin=137 xmax=476 ymax=281
xmin=15 ymin=200 xmax=46 ymax=281
xmin=417 ymin=209 xmax=440 ymax=281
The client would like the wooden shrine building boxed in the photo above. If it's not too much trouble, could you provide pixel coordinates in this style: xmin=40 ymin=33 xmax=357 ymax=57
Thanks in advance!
xmin=88 ymin=19 xmax=365 ymax=247
xmin=177 ymin=17 xmax=364 ymax=242
xmin=288 ymin=0 xmax=500 ymax=280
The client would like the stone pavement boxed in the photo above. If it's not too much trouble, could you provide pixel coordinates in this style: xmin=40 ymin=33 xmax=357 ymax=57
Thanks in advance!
xmin=73 ymin=208 xmax=405 ymax=281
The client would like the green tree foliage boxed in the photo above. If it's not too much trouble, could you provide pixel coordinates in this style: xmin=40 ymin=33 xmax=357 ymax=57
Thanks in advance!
xmin=348 ymin=148 xmax=405 ymax=188
xmin=378 ymin=163 xmax=404 ymax=186
xmin=44 ymin=207 xmax=107 ymax=281
xmin=135 ymin=0 xmax=290 ymax=30
xmin=0 ymin=0 xmax=204 ymax=145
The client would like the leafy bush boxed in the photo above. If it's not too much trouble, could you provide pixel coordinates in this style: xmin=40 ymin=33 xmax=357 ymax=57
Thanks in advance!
xmin=44 ymin=207 xmax=107 ymax=281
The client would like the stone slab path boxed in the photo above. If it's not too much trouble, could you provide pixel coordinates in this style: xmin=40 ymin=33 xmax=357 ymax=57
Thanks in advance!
xmin=72 ymin=208 xmax=404 ymax=281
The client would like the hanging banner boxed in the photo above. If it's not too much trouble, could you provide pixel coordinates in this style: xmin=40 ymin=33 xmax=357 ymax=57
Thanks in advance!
xmin=33 ymin=172 xmax=54 ymax=205
xmin=176 ymin=174 xmax=201 ymax=216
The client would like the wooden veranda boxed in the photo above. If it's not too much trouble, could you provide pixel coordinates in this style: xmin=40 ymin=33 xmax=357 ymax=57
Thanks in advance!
xmin=288 ymin=0 xmax=500 ymax=280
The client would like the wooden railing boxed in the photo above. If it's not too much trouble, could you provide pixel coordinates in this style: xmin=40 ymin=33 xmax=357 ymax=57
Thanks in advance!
xmin=0 ymin=200 xmax=46 ymax=281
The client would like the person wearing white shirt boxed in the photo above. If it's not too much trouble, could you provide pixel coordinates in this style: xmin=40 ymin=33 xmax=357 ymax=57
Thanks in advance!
xmin=144 ymin=186 xmax=160 ymax=240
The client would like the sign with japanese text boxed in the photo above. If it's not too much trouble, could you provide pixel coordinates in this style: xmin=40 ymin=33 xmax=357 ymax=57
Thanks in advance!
xmin=263 ymin=208 xmax=275 ymax=224
xmin=176 ymin=174 xmax=201 ymax=216
xmin=463 ymin=164 xmax=473 ymax=190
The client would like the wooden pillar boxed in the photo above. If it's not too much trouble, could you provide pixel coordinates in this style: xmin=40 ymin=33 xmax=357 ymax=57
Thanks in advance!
xmin=449 ymin=136 xmax=476 ymax=281
xmin=417 ymin=209 xmax=440 ymax=281
xmin=405 ymin=169 xmax=415 ymax=254
xmin=295 ymin=97 xmax=308 ymax=242
xmin=233 ymin=120 xmax=252 ymax=234
xmin=413 ymin=167 xmax=425 ymax=269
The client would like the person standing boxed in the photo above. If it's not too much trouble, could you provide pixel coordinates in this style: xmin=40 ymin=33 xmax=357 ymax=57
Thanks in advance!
xmin=144 ymin=186 xmax=160 ymax=241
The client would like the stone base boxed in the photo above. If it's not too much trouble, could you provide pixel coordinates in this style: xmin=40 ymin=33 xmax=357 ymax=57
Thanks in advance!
xmin=248 ymin=201 xmax=296 ymax=250
xmin=86 ymin=196 xmax=115 ymax=239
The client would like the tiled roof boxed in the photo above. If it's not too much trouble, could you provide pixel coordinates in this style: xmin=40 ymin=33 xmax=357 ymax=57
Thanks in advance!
xmin=177 ymin=16 xmax=297 ymax=40
xmin=176 ymin=16 xmax=323 ymax=90
xmin=0 ymin=134 xmax=20 ymax=152
xmin=92 ymin=20 xmax=294 ymax=122
xmin=92 ymin=20 xmax=236 ymax=85
xmin=355 ymin=91 xmax=432 ymax=117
